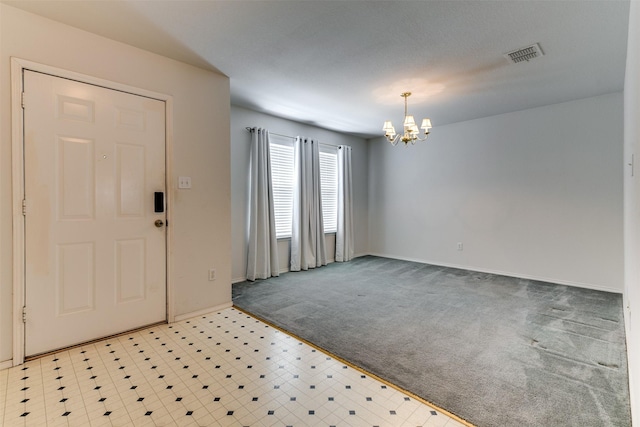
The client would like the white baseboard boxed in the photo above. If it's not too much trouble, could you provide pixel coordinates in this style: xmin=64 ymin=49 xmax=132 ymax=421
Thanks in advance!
xmin=366 ymin=252 xmax=622 ymax=294
xmin=231 ymin=259 xmax=336 ymax=284
xmin=237 ymin=252 xmax=619 ymax=293
xmin=173 ymin=302 xmax=233 ymax=322
xmin=278 ymin=258 xmax=336 ymax=276
xmin=0 ymin=359 xmax=14 ymax=371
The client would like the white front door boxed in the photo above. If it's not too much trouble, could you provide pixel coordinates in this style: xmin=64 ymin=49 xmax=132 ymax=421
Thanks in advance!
xmin=23 ymin=70 xmax=167 ymax=357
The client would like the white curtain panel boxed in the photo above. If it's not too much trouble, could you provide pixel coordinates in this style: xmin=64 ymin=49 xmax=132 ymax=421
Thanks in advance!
xmin=290 ymin=137 xmax=327 ymax=271
xmin=336 ymin=145 xmax=354 ymax=262
xmin=246 ymin=128 xmax=280 ymax=281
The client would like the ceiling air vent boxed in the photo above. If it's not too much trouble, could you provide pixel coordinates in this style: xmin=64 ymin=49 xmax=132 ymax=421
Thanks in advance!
xmin=504 ymin=43 xmax=544 ymax=64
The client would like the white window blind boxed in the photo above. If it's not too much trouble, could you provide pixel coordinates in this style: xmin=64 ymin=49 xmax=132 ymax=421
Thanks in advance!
xmin=269 ymin=137 xmax=294 ymax=238
xmin=319 ymin=150 xmax=338 ymax=233
xmin=268 ymin=136 xmax=338 ymax=238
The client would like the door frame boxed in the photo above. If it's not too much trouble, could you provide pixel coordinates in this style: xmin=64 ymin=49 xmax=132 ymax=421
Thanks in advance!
xmin=11 ymin=58 xmax=175 ymax=366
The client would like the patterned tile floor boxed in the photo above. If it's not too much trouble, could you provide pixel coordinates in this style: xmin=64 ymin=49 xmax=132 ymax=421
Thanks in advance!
xmin=0 ymin=308 xmax=467 ymax=426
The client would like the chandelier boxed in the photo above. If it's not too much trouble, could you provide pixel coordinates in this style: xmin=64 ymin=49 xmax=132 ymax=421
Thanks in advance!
xmin=382 ymin=92 xmax=432 ymax=146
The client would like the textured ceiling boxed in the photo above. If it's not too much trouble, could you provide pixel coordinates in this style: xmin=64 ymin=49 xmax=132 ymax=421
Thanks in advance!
xmin=5 ymin=0 xmax=630 ymax=138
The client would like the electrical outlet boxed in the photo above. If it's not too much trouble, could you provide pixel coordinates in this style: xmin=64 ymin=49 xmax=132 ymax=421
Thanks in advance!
xmin=457 ymin=242 xmax=463 ymax=251
xmin=178 ymin=176 xmax=192 ymax=189
xmin=208 ymin=269 xmax=216 ymax=281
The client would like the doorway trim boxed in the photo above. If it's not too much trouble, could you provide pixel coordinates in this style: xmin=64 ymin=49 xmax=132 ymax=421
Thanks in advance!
xmin=11 ymin=57 xmax=175 ymax=366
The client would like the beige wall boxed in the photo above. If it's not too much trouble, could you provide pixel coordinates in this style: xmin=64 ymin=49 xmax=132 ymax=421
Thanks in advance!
xmin=0 ymin=4 xmax=232 ymax=363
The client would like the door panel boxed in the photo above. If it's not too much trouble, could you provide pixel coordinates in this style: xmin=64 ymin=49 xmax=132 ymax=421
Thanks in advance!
xmin=56 ymin=242 xmax=95 ymax=315
xmin=115 ymin=238 xmax=146 ymax=303
xmin=58 ymin=136 xmax=95 ymax=220
xmin=116 ymin=143 xmax=146 ymax=217
xmin=24 ymin=70 xmax=166 ymax=357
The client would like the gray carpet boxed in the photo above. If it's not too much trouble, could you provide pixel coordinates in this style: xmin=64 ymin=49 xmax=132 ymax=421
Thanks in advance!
xmin=232 ymin=256 xmax=631 ymax=427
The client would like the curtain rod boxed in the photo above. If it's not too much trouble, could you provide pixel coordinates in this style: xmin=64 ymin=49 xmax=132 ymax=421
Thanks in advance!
xmin=245 ymin=127 xmax=347 ymax=149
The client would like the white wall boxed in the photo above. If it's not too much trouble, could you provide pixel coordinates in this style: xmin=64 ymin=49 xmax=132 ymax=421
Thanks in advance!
xmin=231 ymin=106 xmax=368 ymax=283
xmin=369 ymin=93 xmax=624 ymax=292
xmin=624 ymin=0 xmax=640 ymax=422
xmin=0 ymin=5 xmax=232 ymax=364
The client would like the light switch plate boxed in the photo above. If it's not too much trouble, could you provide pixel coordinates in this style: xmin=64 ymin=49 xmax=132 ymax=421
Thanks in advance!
xmin=178 ymin=176 xmax=192 ymax=189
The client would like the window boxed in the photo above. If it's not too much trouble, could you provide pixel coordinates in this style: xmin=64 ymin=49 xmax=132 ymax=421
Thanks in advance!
xmin=319 ymin=149 xmax=338 ymax=233
xmin=269 ymin=136 xmax=294 ymax=238
xmin=269 ymin=137 xmax=339 ymax=237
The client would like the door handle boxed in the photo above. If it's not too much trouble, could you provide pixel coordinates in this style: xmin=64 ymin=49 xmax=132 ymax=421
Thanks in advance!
xmin=155 ymin=219 xmax=164 ymax=228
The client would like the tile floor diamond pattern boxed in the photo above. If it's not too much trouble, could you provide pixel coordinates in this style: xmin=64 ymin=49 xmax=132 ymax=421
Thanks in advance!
xmin=0 ymin=308 xmax=466 ymax=426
